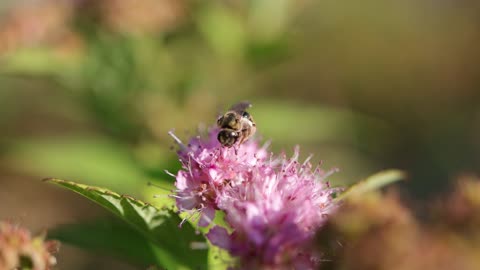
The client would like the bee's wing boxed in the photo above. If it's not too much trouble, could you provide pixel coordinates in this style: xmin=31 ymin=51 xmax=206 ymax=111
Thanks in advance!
xmin=229 ymin=101 xmax=252 ymax=113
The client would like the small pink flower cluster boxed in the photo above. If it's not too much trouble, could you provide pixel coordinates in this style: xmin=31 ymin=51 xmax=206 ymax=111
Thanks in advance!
xmin=0 ymin=221 xmax=59 ymax=270
xmin=170 ymin=128 xmax=339 ymax=269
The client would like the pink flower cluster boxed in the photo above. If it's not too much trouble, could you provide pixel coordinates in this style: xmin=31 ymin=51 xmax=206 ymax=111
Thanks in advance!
xmin=0 ymin=221 xmax=59 ymax=270
xmin=170 ymin=128 xmax=339 ymax=269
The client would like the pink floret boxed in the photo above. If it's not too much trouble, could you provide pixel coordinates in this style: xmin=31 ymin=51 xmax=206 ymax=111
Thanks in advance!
xmin=170 ymin=128 xmax=268 ymax=227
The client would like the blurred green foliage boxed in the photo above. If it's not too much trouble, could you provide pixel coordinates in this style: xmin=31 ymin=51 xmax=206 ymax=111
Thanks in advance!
xmin=1 ymin=0 xmax=479 ymax=195
xmin=0 ymin=0 xmax=480 ymax=267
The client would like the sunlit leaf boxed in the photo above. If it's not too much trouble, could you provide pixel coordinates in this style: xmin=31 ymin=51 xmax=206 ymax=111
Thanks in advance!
xmin=335 ymin=169 xmax=406 ymax=201
xmin=208 ymin=243 xmax=233 ymax=270
xmin=45 ymin=179 xmax=208 ymax=270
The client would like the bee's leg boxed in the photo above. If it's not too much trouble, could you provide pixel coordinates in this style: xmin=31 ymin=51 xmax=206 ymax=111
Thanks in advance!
xmin=237 ymin=137 xmax=245 ymax=146
xmin=234 ymin=145 xmax=239 ymax=155
xmin=237 ymin=128 xmax=248 ymax=145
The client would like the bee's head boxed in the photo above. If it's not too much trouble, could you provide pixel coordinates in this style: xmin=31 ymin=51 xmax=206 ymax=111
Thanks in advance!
xmin=218 ymin=129 xmax=239 ymax=147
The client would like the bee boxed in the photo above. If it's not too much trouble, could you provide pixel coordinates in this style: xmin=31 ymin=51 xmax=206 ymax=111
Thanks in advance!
xmin=217 ymin=101 xmax=257 ymax=147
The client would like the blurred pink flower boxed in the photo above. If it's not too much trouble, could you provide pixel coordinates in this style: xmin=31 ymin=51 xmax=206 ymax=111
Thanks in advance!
xmin=0 ymin=221 xmax=59 ymax=270
xmin=171 ymin=128 xmax=339 ymax=268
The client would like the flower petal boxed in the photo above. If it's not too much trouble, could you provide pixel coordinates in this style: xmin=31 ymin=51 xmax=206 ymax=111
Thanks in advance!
xmin=206 ymin=226 xmax=231 ymax=251
xmin=198 ymin=206 xmax=216 ymax=227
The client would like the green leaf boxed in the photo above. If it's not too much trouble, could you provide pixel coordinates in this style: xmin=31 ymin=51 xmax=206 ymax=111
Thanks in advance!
xmin=49 ymin=219 xmax=163 ymax=267
xmin=45 ymin=178 xmax=208 ymax=270
xmin=6 ymin=137 xmax=150 ymax=194
xmin=335 ymin=169 xmax=406 ymax=201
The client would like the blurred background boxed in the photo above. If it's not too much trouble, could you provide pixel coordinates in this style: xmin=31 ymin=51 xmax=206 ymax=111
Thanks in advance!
xmin=0 ymin=0 xmax=479 ymax=268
